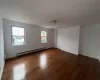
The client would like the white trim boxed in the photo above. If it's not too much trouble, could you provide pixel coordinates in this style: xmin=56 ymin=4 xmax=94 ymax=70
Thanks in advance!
xmin=0 ymin=61 xmax=5 ymax=80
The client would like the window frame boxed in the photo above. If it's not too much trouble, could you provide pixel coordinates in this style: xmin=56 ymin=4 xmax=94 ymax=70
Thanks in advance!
xmin=41 ymin=31 xmax=47 ymax=43
xmin=11 ymin=26 xmax=26 ymax=46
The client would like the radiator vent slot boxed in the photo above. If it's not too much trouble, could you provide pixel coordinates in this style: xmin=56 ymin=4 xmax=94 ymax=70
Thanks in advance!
xmin=16 ymin=53 xmax=24 ymax=56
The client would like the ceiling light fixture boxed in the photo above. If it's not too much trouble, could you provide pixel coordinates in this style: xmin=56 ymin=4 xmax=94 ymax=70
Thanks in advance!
xmin=50 ymin=20 xmax=57 ymax=24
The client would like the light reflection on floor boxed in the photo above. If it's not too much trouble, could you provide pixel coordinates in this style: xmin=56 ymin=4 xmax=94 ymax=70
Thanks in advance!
xmin=12 ymin=54 xmax=47 ymax=80
xmin=13 ymin=64 xmax=26 ymax=80
xmin=40 ymin=54 xmax=47 ymax=69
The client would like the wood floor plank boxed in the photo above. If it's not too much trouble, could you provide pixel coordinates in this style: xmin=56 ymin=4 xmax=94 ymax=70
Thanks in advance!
xmin=2 ymin=48 xmax=100 ymax=80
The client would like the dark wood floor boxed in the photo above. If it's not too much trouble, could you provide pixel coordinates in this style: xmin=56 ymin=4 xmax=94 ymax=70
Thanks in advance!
xmin=2 ymin=48 xmax=100 ymax=80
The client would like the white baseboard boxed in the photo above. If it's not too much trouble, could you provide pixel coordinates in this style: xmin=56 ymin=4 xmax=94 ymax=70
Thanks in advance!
xmin=0 ymin=61 xmax=5 ymax=80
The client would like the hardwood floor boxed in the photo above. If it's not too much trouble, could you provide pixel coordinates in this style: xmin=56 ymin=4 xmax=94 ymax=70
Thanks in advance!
xmin=2 ymin=48 xmax=100 ymax=80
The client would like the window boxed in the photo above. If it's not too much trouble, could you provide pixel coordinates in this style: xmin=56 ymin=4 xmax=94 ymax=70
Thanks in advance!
xmin=41 ymin=31 xmax=47 ymax=43
xmin=12 ymin=27 xmax=25 ymax=46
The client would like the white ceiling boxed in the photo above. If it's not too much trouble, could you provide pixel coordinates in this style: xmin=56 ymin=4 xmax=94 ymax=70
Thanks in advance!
xmin=0 ymin=0 xmax=100 ymax=28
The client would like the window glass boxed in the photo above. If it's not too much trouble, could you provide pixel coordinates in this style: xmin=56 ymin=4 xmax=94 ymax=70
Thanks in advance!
xmin=41 ymin=31 xmax=47 ymax=43
xmin=12 ymin=27 xmax=25 ymax=46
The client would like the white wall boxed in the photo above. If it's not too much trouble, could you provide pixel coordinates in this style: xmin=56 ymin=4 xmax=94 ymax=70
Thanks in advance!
xmin=0 ymin=17 xmax=4 ymax=80
xmin=56 ymin=26 xmax=80 ymax=55
xmin=3 ymin=19 xmax=54 ymax=58
xmin=54 ymin=29 xmax=57 ymax=48
xmin=79 ymin=24 xmax=100 ymax=60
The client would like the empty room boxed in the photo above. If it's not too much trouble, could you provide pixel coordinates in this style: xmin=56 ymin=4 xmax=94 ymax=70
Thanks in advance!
xmin=0 ymin=0 xmax=100 ymax=80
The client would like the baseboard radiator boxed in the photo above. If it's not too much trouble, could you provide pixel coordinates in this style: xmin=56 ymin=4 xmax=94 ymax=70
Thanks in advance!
xmin=16 ymin=47 xmax=52 ymax=57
